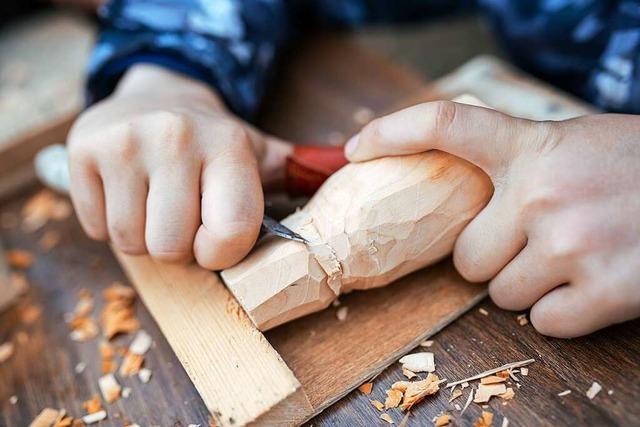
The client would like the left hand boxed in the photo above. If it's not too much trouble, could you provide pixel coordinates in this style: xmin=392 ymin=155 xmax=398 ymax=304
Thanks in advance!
xmin=345 ymin=101 xmax=640 ymax=338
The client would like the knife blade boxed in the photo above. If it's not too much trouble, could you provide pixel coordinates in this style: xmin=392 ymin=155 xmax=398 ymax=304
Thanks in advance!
xmin=261 ymin=215 xmax=308 ymax=244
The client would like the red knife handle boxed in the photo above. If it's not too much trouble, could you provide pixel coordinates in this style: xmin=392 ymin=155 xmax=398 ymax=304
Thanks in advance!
xmin=285 ymin=145 xmax=348 ymax=197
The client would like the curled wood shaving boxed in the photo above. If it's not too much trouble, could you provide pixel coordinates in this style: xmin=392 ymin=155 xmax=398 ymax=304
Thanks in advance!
xmin=481 ymin=375 xmax=507 ymax=385
xmin=461 ymin=390 xmax=474 ymax=415
xmin=385 ymin=389 xmax=403 ymax=409
xmin=358 ymin=382 xmax=373 ymax=394
xmin=380 ymin=413 xmax=394 ymax=424
xmin=6 ymin=249 xmax=34 ymax=269
xmin=0 ymin=342 xmax=15 ymax=363
xmin=401 ymin=373 xmax=443 ymax=411
xmin=98 ymin=373 xmax=121 ymax=403
xmin=399 ymin=352 xmax=435 ymax=373
xmin=434 ymin=414 xmax=451 ymax=426
xmin=370 ymin=400 xmax=385 ymax=411
xmin=474 ymin=384 xmax=507 ymax=403
xmin=474 ymin=411 xmax=494 ymax=427
xmin=446 ymin=359 xmax=535 ymax=388
xmin=402 ymin=368 xmax=417 ymax=379
xmin=391 ymin=381 xmax=410 ymax=392
xmin=586 ymin=382 xmax=602 ymax=400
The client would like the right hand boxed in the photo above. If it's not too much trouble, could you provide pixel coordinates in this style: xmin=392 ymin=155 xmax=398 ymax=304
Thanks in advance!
xmin=67 ymin=64 xmax=292 ymax=269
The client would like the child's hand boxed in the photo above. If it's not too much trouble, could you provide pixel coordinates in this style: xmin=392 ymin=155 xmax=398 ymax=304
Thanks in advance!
xmin=68 ymin=64 xmax=292 ymax=269
xmin=346 ymin=101 xmax=640 ymax=337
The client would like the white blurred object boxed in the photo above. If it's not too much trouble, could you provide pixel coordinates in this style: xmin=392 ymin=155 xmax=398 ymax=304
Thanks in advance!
xmin=34 ymin=144 xmax=70 ymax=194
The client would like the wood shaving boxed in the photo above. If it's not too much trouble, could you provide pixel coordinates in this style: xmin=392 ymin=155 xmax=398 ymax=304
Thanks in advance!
xmin=22 ymin=190 xmax=71 ymax=232
xmin=446 ymin=359 xmax=535 ymax=388
xmin=481 ymin=375 xmax=507 ymax=385
xmin=29 ymin=408 xmax=61 ymax=427
xmin=82 ymin=410 xmax=107 ymax=424
xmin=586 ymin=382 xmax=602 ymax=400
xmin=68 ymin=290 xmax=98 ymax=342
xmin=399 ymin=352 xmax=435 ymax=373
xmin=449 ymin=388 xmax=462 ymax=402
xmin=419 ymin=340 xmax=434 ymax=348
xmin=557 ymin=390 xmax=571 ymax=397
xmin=38 ymin=230 xmax=61 ymax=251
xmin=358 ymin=382 xmax=373 ymax=394
xmin=0 ymin=342 xmax=15 ymax=363
xmin=98 ymin=373 xmax=121 ymax=403
xmin=385 ymin=389 xmax=403 ymax=409
xmin=474 ymin=384 xmax=507 ymax=403
xmin=101 ymin=282 xmax=140 ymax=339
xmin=21 ymin=304 xmax=42 ymax=325
xmin=391 ymin=381 xmax=410 ymax=392
xmin=380 ymin=413 xmax=394 ymax=424
xmin=461 ymin=390 xmax=474 ymax=415
xmin=516 ymin=314 xmax=528 ymax=326
xmin=100 ymin=341 xmax=116 ymax=373
xmin=520 ymin=367 xmax=528 ymax=376
xmin=138 ymin=367 xmax=152 ymax=383
xmin=6 ymin=249 xmax=34 ymax=269
xmin=434 ymin=414 xmax=451 ymax=426
xmin=122 ymin=387 xmax=132 ymax=398
xmin=401 ymin=373 xmax=443 ymax=411
xmin=474 ymin=411 xmax=494 ymax=427
xmin=402 ymin=368 xmax=417 ymax=379
xmin=478 ymin=308 xmax=489 ymax=316
xmin=501 ymin=417 xmax=509 ymax=427
xmin=336 ymin=306 xmax=348 ymax=321
xmin=119 ymin=353 xmax=144 ymax=377
xmin=82 ymin=396 xmax=102 ymax=414
xmin=454 ymin=404 xmax=461 ymax=411
xmin=499 ymin=387 xmax=515 ymax=400
xmin=370 ymin=399 xmax=385 ymax=411
xmin=74 ymin=362 xmax=86 ymax=374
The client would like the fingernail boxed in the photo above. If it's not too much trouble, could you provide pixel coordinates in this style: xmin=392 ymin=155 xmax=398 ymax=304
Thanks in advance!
xmin=345 ymin=134 xmax=360 ymax=158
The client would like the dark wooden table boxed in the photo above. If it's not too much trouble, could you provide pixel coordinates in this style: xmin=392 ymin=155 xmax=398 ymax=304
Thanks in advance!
xmin=1 ymin=22 xmax=640 ymax=427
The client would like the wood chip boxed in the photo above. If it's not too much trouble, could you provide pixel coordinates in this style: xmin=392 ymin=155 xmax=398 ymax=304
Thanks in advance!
xmin=461 ymin=390 xmax=474 ymax=415
xmin=98 ymin=373 xmax=121 ymax=403
xmin=401 ymin=373 xmax=443 ymax=411
xmin=454 ymin=404 xmax=461 ymax=411
xmin=499 ymin=387 xmax=515 ymax=400
xmin=129 ymin=330 xmax=152 ymax=355
xmin=138 ymin=367 xmax=152 ymax=383
xmin=402 ymin=368 xmax=417 ymax=379
xmin=82 ymin=396 xmax=102 ymax=414
xmin=101 ymin=283 xmax=139 ymax=339
xmin=100 ymin=341 xmax=116 ymax=373
xmin=358 ymin=382 xmax=373 ymax=395
xmin=21 ymin=304 xmax=42 ymax=325
xmin=380 ymin=413 xmax=394 ymax=424
xmin=501 ymin=417 xmax=509 ymax=427
xmin=119 ymin=353 xmax=144 ymax=377
xmin=6 ymin=249 xmax=34 ymax=269
xmin=478 ymin=308 xmax=489 ymax=316
xmin=474 ymin=411 xmax=494 ymax=427
xmin=74 ymin=362 xmax=86 ymax=374
xmin=370 ymin=399 xmax=385 ymax=411
xmin=385 ymin=389 xmax=403 ymax=409
xmin=446 ymin=359 xmax=535 ymax=388
xmin=474 ymin=384 xmax=507 ymax=403
xmin=557 ymin=390 xmax=571 ymax=397
xmin=22 ymin=190 xmax=71 ymax=232
xmin=29 ymin=408 xmax=61 ymax=427
xmin=391 ymin=381 xmax=410 ymax=392
xmin=434 ymin=414 xmax=451 ymax=426
xmin=82 ymin=410 xmax=107 ymax=424
xmin=336 ymin=306 xmax=348 ymax=321
xmin=9 ymin=395 xmax=18 ymax=404
xmin=586 ymin=382 xmax=602 ymax=400
xmin=122 ymin=387 xmax=132 ymax=398
xmin=0 ymin=342 xmax=15 ymax=363
xmin=520 ymin=367 xmax=528 ymax=376
xmin=481 ymin=375 xmax=507 ymax=385
xmin=38 ymin=230 xmax=61 ymax=251
xmin=419 ymin=340 xmax=434 ymax=348
xmin=399 ymin=352 xmax=435 ymax=373
xmin=516 ymin=314 xmax=528 ymax=326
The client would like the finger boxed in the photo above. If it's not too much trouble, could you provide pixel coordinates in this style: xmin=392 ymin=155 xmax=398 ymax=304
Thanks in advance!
xmin=529 ymin=282 xmax=636 ymax=338
xmin=145 ymin=165 xmax=201 ymax=262
xmin=453 ymin=188 xmax=527 ymax=282
xmin=103 ymin=167 xmax=148 ymax=254
xmin=193 ymin=146 xmax=264 ymax=270
xmin=488 ymin=242 xmax=569 ymax=311
xmin=68 ymin=156 xmax=108 ymax=241
xmin=345 ymin=100 xmax=542 ymax=175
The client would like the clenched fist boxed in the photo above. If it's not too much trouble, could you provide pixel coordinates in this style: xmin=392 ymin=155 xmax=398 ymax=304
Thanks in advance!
xmin=68 ymin=64 xmax=291 ymax=269
xmin=346 ymin=100 xmax=640 ymax=338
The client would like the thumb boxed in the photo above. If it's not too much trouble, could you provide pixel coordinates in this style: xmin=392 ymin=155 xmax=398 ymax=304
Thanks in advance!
xmin=344 ymin=100 xmax=546 ymax=176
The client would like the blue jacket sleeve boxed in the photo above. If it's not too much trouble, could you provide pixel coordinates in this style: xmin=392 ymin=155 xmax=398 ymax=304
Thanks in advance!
xmin=86 ymin=0 xmax=469 ymax=120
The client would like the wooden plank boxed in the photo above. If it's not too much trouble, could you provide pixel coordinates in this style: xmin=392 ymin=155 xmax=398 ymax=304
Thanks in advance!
xmin=113 ymin=250 xmax=312 ymax=426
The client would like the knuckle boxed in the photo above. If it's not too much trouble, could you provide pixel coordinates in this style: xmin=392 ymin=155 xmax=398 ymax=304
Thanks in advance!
xmin=452 ymin=246 xmax=486 ymax=283
xmin=547 ymin=224 xmax=588 ymax=260
xmin=106 ymin=124 xmax=138 ymax=161
xmin=430 ymin=100 xmax=458 ymax=138
xmin=109 ymin=221 xmax=144 ymax=253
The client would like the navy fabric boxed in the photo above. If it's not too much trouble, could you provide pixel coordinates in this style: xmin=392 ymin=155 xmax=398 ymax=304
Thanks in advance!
xmin=88 ymin=0 xmax=640 ymax=117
